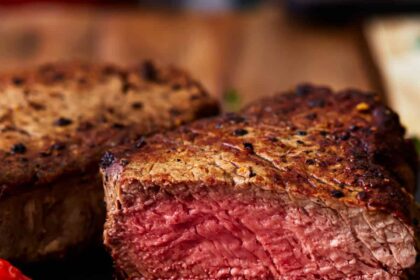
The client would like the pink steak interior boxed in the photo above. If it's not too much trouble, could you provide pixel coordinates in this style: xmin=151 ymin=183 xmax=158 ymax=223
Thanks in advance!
xmin=112 ymin=186 xmax=415 ymax=279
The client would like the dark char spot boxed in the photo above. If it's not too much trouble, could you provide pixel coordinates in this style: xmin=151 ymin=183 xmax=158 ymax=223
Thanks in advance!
xmin=233 ymin=128 xmax=248 ymax=136
xmin=308 ymin=98 xmax=325 ymax=108
xmin=11 ymin=143 xmax=27 ymax=154
xmin=340 ymin=132 xmax=350 ymax=141
xmin=131 ymin=102 xmax=143 ymax=110
xmin=295 ymin=84 xmax=312 ymax=97
xmin=112 ymin=123 xmax=126 ymax=129
xmin=169 ymin=108 xmax=182 ymax=117
xmin=305 ymin=159 xmax=315 ymax=165
xmin=296 ymin=130 xmax=307 ymax=136
xmin=226 ymin=113 xmax=245 ymax=124
xmin=51 ymin=142 xmax=66 ymax=151
xmin=54 ymin=117 xmax=72 ymax=126
xmin=12 ymin=76 xmax=25 ymax=86
xmin=120 ymin=158 xmax=130 ymax=166
xmin=100 ymin=151 xmax=116 ymax=169
xmin=140 ymin=60 xmax=158 ymax=81
xmin=243 ymin=142 xmax=254 ymax=153
xmin=331 ymin=190 xmax=344 ymax=198
xmin=349 ymin=125 xmax=360 ymax=132
xmin=305 ymin=112 xmax=317 ymax=120
xmin=357 ymin=191 xmax=368 ymax=201
xmin=135 ymin=136 xmax=146 ymax=149
xmin=249 ymin=169 xmax=256 ymax=178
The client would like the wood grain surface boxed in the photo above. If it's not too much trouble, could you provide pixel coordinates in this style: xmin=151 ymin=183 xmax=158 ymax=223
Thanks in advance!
xmin=0 ymin=3 xmax=379 ymax=108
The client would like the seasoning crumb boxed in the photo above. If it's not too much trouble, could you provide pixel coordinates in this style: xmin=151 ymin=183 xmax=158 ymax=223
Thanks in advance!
xmin=356 ymin=102 xmax=369 ymax=112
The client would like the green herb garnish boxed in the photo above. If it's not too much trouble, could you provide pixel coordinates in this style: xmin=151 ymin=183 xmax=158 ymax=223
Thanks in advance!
xmin=223 ymin=88 xmax=241 ymax=112
xmin=412 ymin=137 xmax=420 ymax=156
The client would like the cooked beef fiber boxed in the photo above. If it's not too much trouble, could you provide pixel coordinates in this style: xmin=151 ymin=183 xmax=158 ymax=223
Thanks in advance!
xmin=102 ymin=85 xmax=419 ymax=279
xmin=0 ymin=62 xmax=219 ymax=263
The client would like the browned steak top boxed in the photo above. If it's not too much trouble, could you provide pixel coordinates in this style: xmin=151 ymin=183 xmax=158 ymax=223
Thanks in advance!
xmin=106 ymin=85 xmax=417 ymax=223
xmin=0 ymin=61 xmax=219 ymax=198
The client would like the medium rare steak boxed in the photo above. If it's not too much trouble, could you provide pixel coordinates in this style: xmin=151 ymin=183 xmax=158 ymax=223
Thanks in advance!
xmin=102 ymin=85 xmax=419 ymax=279
xmin=0 ymin=62 xmax=219 ymax=262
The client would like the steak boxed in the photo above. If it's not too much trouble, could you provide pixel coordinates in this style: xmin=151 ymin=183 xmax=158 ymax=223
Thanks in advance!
xmin=0 ymin=62 xmax=219 ymax=262
xmin=102 ymin=85 xmax=419 ymax=279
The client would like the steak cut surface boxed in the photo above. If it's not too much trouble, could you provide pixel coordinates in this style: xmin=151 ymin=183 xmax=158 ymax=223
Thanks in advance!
xmin=102 ymin=85 xmax=419 ymax=279
xmin=0 ymin=62 xmax=219 ymax=262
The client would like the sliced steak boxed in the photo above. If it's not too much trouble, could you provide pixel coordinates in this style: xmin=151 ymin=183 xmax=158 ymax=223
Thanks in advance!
xmin=102 ymin=85 xmax=419 ymax=279
xmin=0 ymin=62 xmax=219 ymax=262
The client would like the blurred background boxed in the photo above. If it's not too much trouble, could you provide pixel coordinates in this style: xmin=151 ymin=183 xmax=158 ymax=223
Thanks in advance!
xmin=0 ymin=0 xmax=419 ymax=137
xmin=2 ymin=0 xmax=420 ymax=279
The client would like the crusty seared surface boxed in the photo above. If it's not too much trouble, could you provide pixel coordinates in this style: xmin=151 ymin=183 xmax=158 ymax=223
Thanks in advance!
xmin=0 ymin=61 xmax=218 ymax=199
xmin=103 ymin=85 xmax=419 ymax=279
xmin=0 ymin=61 xmax=219 ymax=262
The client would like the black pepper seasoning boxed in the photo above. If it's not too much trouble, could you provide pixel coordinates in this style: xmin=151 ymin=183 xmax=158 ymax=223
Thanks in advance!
xmin=131 ymin=102 xmax=143 ymax=110
xmin=11 ymin=143 xmax=27 ymax=154
xmin=135 ymin=136 xmax=146 ymax=149
xmin=54 ymin=117 xmax=73 ymax=126
xmin=331 ymin=190 xmax=344 ymax=198
xmin=233 ymin=129 xmax=248 ymax=136
xmin=296 ymin=130 xmax=307 ymax=136
xmin=100 ymin=152 xmax=116 ymax=169
xmin=243 ymin=142 xmax=254 ymax=153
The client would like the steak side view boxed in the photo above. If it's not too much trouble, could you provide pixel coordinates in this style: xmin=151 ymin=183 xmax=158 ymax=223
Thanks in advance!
xmin=102 ymin=85 xmax=419 ymax=279
xmin=0 ymin=62 xmax=219 ymax=262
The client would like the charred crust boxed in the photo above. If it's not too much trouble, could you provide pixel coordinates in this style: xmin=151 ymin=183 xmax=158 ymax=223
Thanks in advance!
xmin=118 ymin=84 xmax=416 ymax=224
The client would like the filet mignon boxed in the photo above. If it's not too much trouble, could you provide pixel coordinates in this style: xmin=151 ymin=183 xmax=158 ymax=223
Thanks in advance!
xmin=0 ymin=61 xmax=219 ymax=262
xmin=102 ymin=85 xmax=419 ymax=279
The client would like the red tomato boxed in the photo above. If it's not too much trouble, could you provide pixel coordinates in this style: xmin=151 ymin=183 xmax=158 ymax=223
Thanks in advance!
xmin=0 ymin=259 xmax=30 ymax=280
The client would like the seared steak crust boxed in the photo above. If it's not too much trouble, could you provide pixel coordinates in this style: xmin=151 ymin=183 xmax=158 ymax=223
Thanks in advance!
xmin=0 ymin=62 xmax=219 ymax=262
xmin=0 ymin=61 xmax=218 ymax=198
xmin=108 ymin=85 xmax=416 ymax=221
xmin=103 ymin=85 xmax=419 ymax=279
